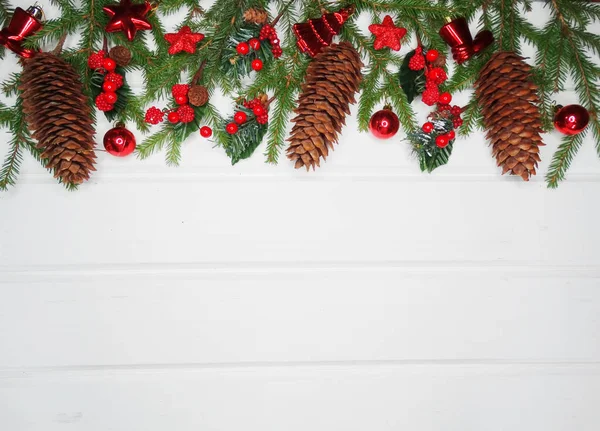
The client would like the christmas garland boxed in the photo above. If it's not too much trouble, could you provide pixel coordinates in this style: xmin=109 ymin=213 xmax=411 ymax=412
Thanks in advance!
xmin=0 ymin=0 xmax=598 ymax=190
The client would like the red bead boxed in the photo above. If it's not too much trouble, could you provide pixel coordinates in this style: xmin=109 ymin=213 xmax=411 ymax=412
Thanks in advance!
xmin=200 ymin=126 xmax=212 ymax=138
xmin=103 ymin=58 xmax=117 ymax=72
xmin=172 ymin=84 xmax=190 ymax=98
xmin=236 ymin=42 xmax=250 ymax=55
xmin=103 ymin=81 xmax=117 ymax=92
xmin=253 ymin=105 xmax=266 ymax=116
xmin=103 ymin=125 xmax=136 ymax=157
xmin=369 ymin=109 xmax=400 ymax=139
xmin=439 ymin=92 xmax=452 ymax=104
xmin=451 ymin=105 xmax=462 ymax=116
xmin=95 ymin=93 xmax=114 ymax=112
xmin=251 ymin=59 xmax=263 ymax=71
xmin=167 ymin=112 xmax=180 ymax=124
xmin=436 ymin=135 xmax=449 ymax=148
xmin=104 ymin=92 xmax=118 ymax=104
xmin=408 ymin=53 xmax=425 ymax=71
xmin=105 ymin=72 xmax=124 ymax=89
xmin=226 ymin=122 xmax=239 ymax=134
xmin=234 ymin=111 xmax=248 ymax=124
xmin=553 ymin=104 xmax=590 ymax=135
xmin=177 ymin=105 xmax=195 ymax=123
xmin=145 ymin=107 xmax=164 ymax=125
xmin=175 ymin=95 xmax=188 ymax=105
xmin=426 ymin=49 xmax=439 ymax=62
xmin=88 ymin=50 xmax=106 ymax=69
xmin=249 ymin=38 xmax=261 ymax=50
xmin=447 ymin=130 xmax=456 ymax=140
xmin=422 ymin=122 xmax=434 ymax=133
xmin=427 ymin=67 xmax=447 ymax=85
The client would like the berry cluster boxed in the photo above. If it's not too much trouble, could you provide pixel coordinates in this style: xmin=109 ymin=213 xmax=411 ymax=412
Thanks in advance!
xmin=89 ymin=50 xmax=124 ymax=112
xmin=408 ymin=48 xmax=448 ymax=106
xmin=144 ymin=84 xmax=196 ymax=125
xmin=225 ymin=97 xmax=269 ymax=135
xmin=235 ymin=39 xmax=264 ymax=71
xmin=420 ymin=93 xmax=464 ymax=148
xmin=259 ymin=24 xmax=283 ymax=58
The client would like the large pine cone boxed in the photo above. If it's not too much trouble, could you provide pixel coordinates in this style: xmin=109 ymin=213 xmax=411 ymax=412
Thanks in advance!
xmin=20 ymin=52 xmax=96 ymax=185
xmin=287 ymin=42 xmax=363 ymax=170
xmin=475 ymin=52 xmax=544 ymax=181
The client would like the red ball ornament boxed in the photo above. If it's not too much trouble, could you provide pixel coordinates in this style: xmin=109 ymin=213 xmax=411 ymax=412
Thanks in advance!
xmin=103 ymin=123 xmax=136 ymax=157
xmin=200 ymin=126 xmax=212 ymax=138
xmin=104 ymin=91 xmax=118 ymax=104
xmin=236 ymin=42 xmax=250 ymax=55
xmin=426 ymin=49 xmax=439 ymax=62
xmin=553 ymin=104 xmax=590 ymax=135
xmin=251 ymin=59 xmax=263 ymax=71
xmin=234 ymin=111 xmax=248 ymax=124
xmin=439 ymin=92 xmax=452 ymax=105
xmin=422 ymin=122 xmax=434 ymax=133
xmin=103 ymin=80 xmax=117 ymax=92
xmin=435 ymin=135 xmax=449 ymax=148
xmin=103 ymin=57 xmax=117 ymax=72
xmin=369 ymin=108 xmax=400 ymax=139
xmin=253 ymin=105 xmax=266 ymax=116
xmin=249 ymin=38 xmax=261 ymax=50
xmin=167 ymin=111 xmax=180 ymax=124
xmin=226 ymin=122 xmax=239 ymax=134
xmin=175 ymin=95 xmax=188 ymax=105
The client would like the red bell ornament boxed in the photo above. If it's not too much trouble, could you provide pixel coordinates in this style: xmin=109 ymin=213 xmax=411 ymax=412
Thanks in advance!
xmin=293 ymin=6 xmax=354 ymax=57
xmin=0 ymin=6 xmax=44 ymax=58
xmin=369 ymin=108 xmax=400 ymax=139
xmin=104 ymin=123 xmax=137 ymax=157
xmin=439 ymin=17 xmax=493 ymax=64
xmin=553 ymin=104 xmax=590 ymax=136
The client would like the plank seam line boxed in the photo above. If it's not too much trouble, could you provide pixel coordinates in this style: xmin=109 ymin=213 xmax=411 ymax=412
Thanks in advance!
xmin=2 ymin=360 xmax=600 ymax=374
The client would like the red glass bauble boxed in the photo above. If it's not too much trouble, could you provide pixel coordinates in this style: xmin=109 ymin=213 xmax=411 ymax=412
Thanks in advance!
xmin=553 ymin=104 xmax=590 ymax=135
xmin=104 ymin=124 xmax=136 ymax=157
xmin=369 ymin=109 xmax=400 ymax=139
xmin=0 ymin=6 xmax=44 ymax=58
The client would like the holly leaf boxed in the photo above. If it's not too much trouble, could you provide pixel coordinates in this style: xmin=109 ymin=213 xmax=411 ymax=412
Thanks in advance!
xmin=407 ymin=117 xmax=455 ymax=173
xmin=223 ymin=105 xmax=268 ymax=165
xmin=399 ymin=49 xmax=426 ymax=104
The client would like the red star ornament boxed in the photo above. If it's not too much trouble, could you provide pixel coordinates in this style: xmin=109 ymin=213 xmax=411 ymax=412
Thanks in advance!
xmin=165 ymin=26 xmax=205 ymax=55
xmin=103 ymin=0 xmax=152 ymax=42
xmin=368 ymin=15 xmax=407 ymax=51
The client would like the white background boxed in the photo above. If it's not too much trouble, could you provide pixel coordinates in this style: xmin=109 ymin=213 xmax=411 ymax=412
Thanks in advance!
xmin=1 ymin=1 xmax=600 ymax=430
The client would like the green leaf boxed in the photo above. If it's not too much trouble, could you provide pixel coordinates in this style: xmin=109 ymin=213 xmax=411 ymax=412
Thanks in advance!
xmin=222 ymin=105 xmax=268 ymax=165
xmin=398 ymin=49 xmax=426 ymax=104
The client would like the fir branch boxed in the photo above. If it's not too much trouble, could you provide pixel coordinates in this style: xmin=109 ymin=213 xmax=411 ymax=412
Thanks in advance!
xmin=546 ymin=132 xmax=585 ymax=188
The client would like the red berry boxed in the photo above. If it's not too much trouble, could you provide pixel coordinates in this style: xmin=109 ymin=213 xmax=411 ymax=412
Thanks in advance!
xmin=422 ymin=122 xmax=434 ymax=133
xmin=177 ymin=105 xmax=195 ymax=123
xmin=408 ymin=53 xmax=426 ymax=71
xmin=105 ymin=72 xmax=124 ymax=89
xmin=428 ymin=67 xmax=447 ymax=85
xmin=447 ymin=130 xmax=456 ymax=140
xmin=95 ymin=93 xmax=114 ymax=112
xmin=167 ymin=112 xmax=180 ymax=124
xmin=200 ymin=126 xmax=212 ymax=138
xmin=103 ymin=58 xmax=117 ymax=72
xmin=234 ymin=111 xmax=248 ymax=124
xmin=257 ymin=114 xmax=269 ymax=125
xmin=438 ymin=104 xmax=451 ymax=112
xmin=439 ymin=92 xmax=452 ymax=104
xmin=103 ymin=80 xmax=117 ymax=92
xmin=172 ymin=84 xmax=190 ymax=99
xmin=251 ymin=59 xmax=263 ymax=71
xmin=104 ymin=92 xmax=118 ymax=104
xmin=236 ymin=42 xmax=250 ymax=55
xmin=253 ymin=105 xmax=266 ymax=116
xmin=145 ymin=107 xmax=164 ymax=125
xmin=88 ymin=50 xmax=106 ymax=69
xmin=259 ymin=25 xmax=274 ymax=40
xmin=175 ymin=95 xmax=188 ymax=105
xmin=249 ymin=38 xmax=261 ymax=50
xmin=451 ymin=105 xmax=462 ymax=116
xmin=436 ymin=135 xmax=449 ymax=148
xmin=226 ymin=122 xmax=239 ymax=134
xmin=453 ymin=118 xmax=464 ymax=128
xmin=426 ymin=49 xmax=439 ymax=62
xmin=422 ymin=86 xmax=439 ymax=106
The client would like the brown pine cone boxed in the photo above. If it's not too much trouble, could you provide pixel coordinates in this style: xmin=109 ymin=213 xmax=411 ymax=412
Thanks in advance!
xmin=188 ymin=85 xmax=209 ymax=107
xmin=286 ymin=42 xmax=363 ymax=170
xmin=109 ymin=45 xmax=132 ymax=67
xmin=475 ymin=51 xmax=544 ymax=181
xmin=19 ymin=52 xmax=96 ymax=185
xmin=243 ymin=8 xmax=268 ymax=25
